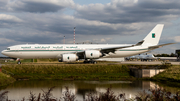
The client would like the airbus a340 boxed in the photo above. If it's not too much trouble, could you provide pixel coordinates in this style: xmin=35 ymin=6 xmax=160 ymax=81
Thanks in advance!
xmin=1 ymin=24 xmax=174 ymax=64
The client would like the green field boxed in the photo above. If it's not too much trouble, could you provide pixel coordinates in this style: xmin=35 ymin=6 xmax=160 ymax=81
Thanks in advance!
xmin=0 ymin=72 xmax=15 ymax=88
xmin=1 ymin=61 xmax=180 ymax=87
xmin=152 ymin=65 xmax=180 ymax=84
xmin=1 ymin=63 xmax=134 ymax=80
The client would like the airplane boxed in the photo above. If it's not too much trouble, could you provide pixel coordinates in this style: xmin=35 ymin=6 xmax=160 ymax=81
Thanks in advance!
xmin=139 ymin=54 xmax=156 ymax=61
xmin=125 ymin=55 xmax=139 ymax=61
xmin=126 ymin=53 xmax=157 ymax=61
xmin=1 ymin=24 xmax=174 ymax=64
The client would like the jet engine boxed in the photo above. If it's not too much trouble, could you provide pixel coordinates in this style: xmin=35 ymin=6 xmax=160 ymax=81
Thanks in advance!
xmin=61 ymin=54 xmax=78 ymax=62
xmin=85 ymin=50 xmax=102 ymax=59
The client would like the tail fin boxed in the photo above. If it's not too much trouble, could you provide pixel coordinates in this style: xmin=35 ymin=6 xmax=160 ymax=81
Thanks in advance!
xmin=142 ymin=24 xmax=164 ymax=46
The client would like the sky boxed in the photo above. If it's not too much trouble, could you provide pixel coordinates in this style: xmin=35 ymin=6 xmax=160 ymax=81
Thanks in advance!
xmin=0 ymin=0 xmax=180 ymax=56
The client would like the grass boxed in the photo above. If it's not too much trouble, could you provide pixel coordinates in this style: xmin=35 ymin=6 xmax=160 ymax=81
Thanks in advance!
xmin=2 ymin=64 xmax=134 ymax=80
xmin=0 ymin=59 xmax=59 ymax=64
xmin=153 ymin=65 xmax=180 ymax=81
xmin=152 ymin=65 xmax=180 ymax=86
xmin=0 ymin=72 xmax=16 ymax=88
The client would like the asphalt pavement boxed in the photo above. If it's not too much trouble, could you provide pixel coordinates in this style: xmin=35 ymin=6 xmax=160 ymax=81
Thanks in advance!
xmin=121 ymin=61 xmax=180 ymax=65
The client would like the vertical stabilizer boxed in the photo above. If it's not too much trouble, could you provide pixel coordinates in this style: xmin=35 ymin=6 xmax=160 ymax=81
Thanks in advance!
xmin=142 ymin=24 xmax=164 ymax=46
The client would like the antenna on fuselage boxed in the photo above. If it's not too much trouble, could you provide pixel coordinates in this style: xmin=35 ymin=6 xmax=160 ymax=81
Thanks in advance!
xmin=74 ymin=27 xmax=76 ymax=44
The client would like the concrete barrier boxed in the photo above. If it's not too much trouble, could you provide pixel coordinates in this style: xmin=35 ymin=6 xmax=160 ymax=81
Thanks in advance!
xmin=130 ymin=68 xmax=165 ymax=78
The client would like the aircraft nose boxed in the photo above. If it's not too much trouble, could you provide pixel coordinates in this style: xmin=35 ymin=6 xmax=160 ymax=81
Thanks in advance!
xmin=1 ymin=50 xmax=7 ymax=55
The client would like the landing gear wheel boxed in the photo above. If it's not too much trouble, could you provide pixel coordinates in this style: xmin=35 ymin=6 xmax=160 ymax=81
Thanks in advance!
xmin=17 ymin=61 xmax=21 ymax=64
xmin=58 ymin=59 xmax=62 ymax=62
xmin=83 ymin=60 xmax=97 ymax=64
xmin=88 ymin=61 xmax=93 ymax=64
xmin=83 ymin=60 xmax=88 ymax=63
xmin=93 ymin=61 xmax=97 ymax=64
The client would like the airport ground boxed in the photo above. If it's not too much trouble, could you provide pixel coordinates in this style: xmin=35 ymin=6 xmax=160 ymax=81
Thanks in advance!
xmin=0 ymin=61 xmax=180 ymax=100
xmin=0 ymin=59 xmax=180 ymax=88
xmin=121 ymin=61 xmax=180 ymax=65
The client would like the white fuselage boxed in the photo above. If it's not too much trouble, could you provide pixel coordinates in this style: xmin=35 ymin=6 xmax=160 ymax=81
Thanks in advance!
xmin=1 ymin=44 xmax=149 ymax=59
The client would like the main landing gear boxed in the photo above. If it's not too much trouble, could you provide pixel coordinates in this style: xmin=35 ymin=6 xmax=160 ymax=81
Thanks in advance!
xmin=83 ymin=59 xmax=97 ymax=64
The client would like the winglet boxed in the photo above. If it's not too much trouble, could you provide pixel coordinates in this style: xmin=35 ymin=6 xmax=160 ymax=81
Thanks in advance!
xmin=142 ymin=24 xmax=164 ymax=46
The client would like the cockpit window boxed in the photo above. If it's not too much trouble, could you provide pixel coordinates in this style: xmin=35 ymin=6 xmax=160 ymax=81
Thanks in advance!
xmin=7 ymin=48 xmax=10 ymax=50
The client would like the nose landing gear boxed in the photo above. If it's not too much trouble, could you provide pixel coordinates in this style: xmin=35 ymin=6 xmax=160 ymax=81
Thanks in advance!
xmin=17 ymin=58 xmax=21 ymax=64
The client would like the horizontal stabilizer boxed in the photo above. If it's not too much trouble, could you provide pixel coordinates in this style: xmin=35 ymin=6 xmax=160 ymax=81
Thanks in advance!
xmin=148 ymin=43 xmax=175 ymax=50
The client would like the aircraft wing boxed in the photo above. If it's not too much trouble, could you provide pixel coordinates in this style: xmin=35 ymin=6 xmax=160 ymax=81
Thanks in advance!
xmin=99 ymin=41 xmax=145 ymax=54
xmin=148 ymin=43 xmax=175 ymax=50
xmin=75 ymin=44 xmax=139 ymax=58
xmin=99 ymin=44 xmax=136 ymax=54
xmin=64 ymin=41 xmax=144 ymax=59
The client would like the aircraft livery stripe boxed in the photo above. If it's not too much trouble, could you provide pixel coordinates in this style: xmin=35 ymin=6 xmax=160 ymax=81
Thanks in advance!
xmin=5 ymin=48 xmax=148 ymax=52
xmin=5 ymin=50 xmax=82 ymax=52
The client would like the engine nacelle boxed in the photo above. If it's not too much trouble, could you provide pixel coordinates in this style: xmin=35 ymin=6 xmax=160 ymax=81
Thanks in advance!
xmin=85 ymin=50 xmax=102 ymax=59
xmin=61 ymin=54 xmax=78 ymax=62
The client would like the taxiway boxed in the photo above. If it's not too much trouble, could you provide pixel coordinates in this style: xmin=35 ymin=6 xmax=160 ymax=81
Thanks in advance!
xmin=120 ymin=61 xmax=180 ymax=65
